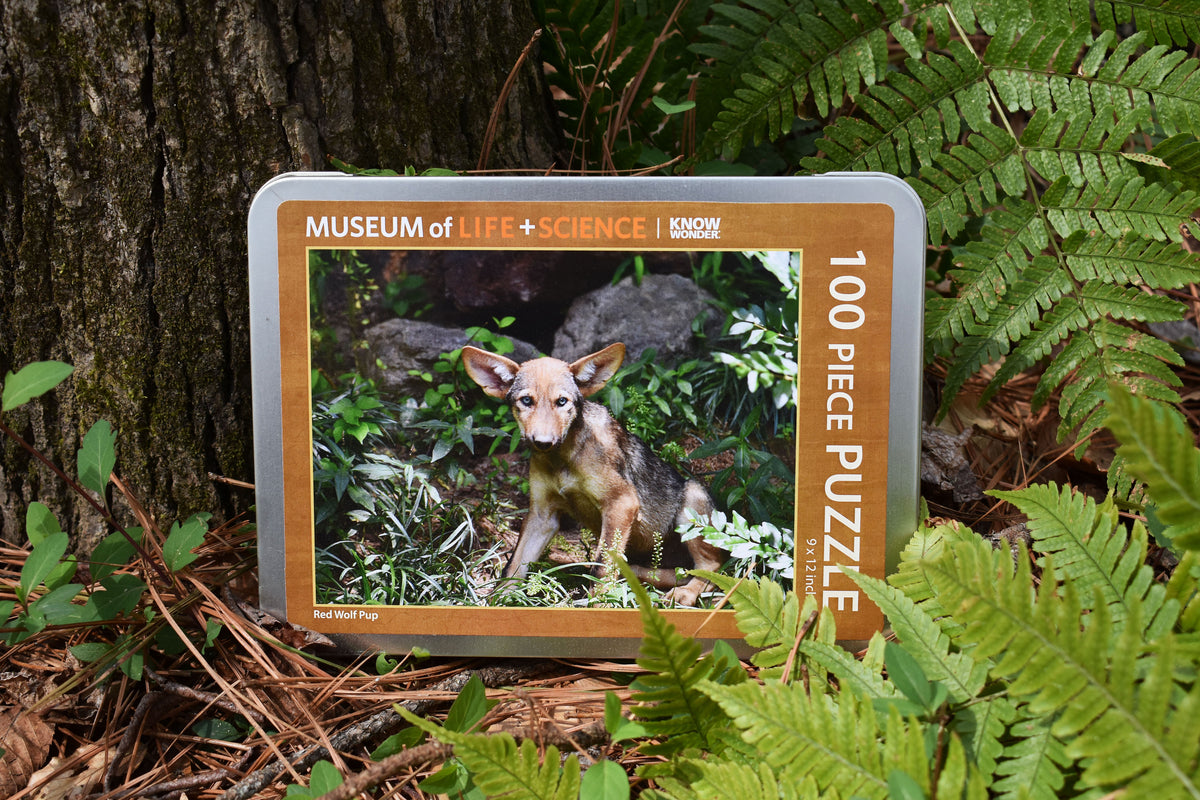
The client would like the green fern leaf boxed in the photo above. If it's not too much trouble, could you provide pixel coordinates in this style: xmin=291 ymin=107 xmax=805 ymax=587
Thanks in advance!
xmin=1105 ymin=383 xmax=1200 ymax=550
xmin=923 ymin=534 xmax=1200 ymax=798
xmin=1063 ymin=230 xmax=1200 ymax=285
xmin=848 ymin=569 xmax=988 ymax=702
xmin=620 ymin=560 xmax=730 ymax=755
xmin=398 ymin=709 xmax=581 ymax=800
xmin=990 ymin=712 xmax=1071 ymax=800
xmin=910 ymin=123 xmax=1025 ymax=241
xmin=1043 ymin=176 xmax=1200 ymax=243
xmin=701 ymin=571 xmax=805 ymax=673
xmin=938 ymin=255 xmax=1071 ymax=416
xmin=802 ymin=42 xmax=989 ymax=175
xmin=701 ymin=680 xmax=928 ymax=799
xmin=646 ymin=759 xmax=812 ymax=800
xmin=991 ymin=483 xmax=1179 ymax=636
xmin=1096 ymin=0 xmax=1200 ymax=47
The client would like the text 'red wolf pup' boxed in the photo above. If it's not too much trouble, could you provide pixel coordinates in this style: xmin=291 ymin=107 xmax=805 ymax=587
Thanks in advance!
xmin=461 ymin=343 xmax=725 ymax=606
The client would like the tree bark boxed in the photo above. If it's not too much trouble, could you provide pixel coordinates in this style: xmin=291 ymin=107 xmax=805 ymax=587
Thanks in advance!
xmin=0 ymin=0 xmax=561 ymax=550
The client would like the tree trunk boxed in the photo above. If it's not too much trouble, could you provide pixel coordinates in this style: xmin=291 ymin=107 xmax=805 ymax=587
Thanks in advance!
xmin=0 ymin=0 xmax=561 ymax=550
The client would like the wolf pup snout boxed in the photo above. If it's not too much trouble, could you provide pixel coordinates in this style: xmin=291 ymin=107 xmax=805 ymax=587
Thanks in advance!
xmin=461 ymin=342 xmax=725 ymax=606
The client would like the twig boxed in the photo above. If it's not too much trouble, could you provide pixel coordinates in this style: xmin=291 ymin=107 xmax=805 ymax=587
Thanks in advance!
xmin=113 ymin=750 xmax=258 ymax=800
xmin=478 ymin=28 xmax=543 ymax=171
xmin=315 ymin=741 xmax=454 ymax=800
xmin=217 ymin=662 xmax=553 ymax=800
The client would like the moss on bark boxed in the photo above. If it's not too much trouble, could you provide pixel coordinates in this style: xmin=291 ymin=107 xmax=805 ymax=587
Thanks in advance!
xmin=0 ymin=0 xmax=561 ymax=551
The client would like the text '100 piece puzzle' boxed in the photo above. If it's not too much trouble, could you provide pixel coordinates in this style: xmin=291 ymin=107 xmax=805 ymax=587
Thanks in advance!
xmin=248 ymin=175 xmax=925 ymax=657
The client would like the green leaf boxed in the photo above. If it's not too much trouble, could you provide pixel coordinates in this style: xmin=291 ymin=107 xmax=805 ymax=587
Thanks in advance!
xmin=29 ymin=583 xmax=85 ymax=625
xmin=162 ymin=514 xmax=211 ymax=571
xmin=420 ymin=761 xmax=471 ymax=795
xmin=604 ymin=691 xmax=648 ymax=743
xmin=20 ymin=531 xmax=69 ymax=604
xmin=193 ymin=718 xmax=243 ymax=742
xmin=652 ymin=96 xmax=696 ymax=115
xmin=371 ymin=726 xmax=425 ymax=761
xmin=445 ymin=673 xmax=492 ymax=733
xmin=25 ymin=502 xmax=62 ymax=546
xmin=400 ymin=706 xmax=581 ymax=800
xmin=69 ymin=642 xmax=112 ymax=663
xmin=89 ymin=573 xmax=147 ymax=619
xmin=580 ymin=760 xmax=630 ymax=800
xmin=888 ymin=770 xmax=928 ymax=800
xmin=884 ymin=640 xmax=937 ymax=711
xmin=1 ymin=361 xmax=73 ymax=412
xmin=77 ymin=420 xmax=117 ymax=498
xmin=309 ymin=760 xmax=344 ymax=795
xmin=89 ymin=527 xmax=143 ymax=581
xmin=1105 ymin=383 xmax=1200 ymax=550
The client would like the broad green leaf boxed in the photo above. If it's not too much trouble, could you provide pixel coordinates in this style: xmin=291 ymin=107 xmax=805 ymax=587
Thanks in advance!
xmin=371 ymin=726 xmax=424 ymax=761
xmin=192 ymin=718 xmax=242 ymax=742
xmin=652 ymin=96 xmax=696 ymax=115
xmin=20 ymin=531 xmax=69 ymax=603
xmin=445 ymin=673 xmax=493 ymax=733
xmin=162 ymin=514 xmax=211 ymax=571
xmin=28 ymin=582 xmax=85 ymax=624
xmin=420 ymin=761 xmax=471 ymax=795
xmin=89 ymin=573 xmax=146 ymax=619
xmin=286 ymin=760 xmax=343 ymax=797
xmin=89 ymin=527 xmax=143 ymax=581
xmin=885 ymin=640 xmax=937 ymax=710
xmin=69 ymin=642 xmax=112 ymax=663
xmin=604 ymin=691 xmax=648 ymax=743
xmin=77 ymin=420 xmax=117 ymax=498
xmin=1 ymin=361 xmax=73 ymax=412
xmin=25 ymin=502 xmax=62 ymax=546
xmin=580 ymin=760 xmax=630 ymax=800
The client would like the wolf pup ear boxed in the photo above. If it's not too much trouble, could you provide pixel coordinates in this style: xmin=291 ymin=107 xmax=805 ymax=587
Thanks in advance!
xmin=461 ymin=347 xmax=521 ymax=398
xmin=570 ymin=343 xmax=626 ymax=397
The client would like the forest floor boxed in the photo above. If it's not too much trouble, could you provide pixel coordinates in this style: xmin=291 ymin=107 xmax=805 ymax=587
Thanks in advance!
xmin=3 ymin=353 xmax=1200 ymax=800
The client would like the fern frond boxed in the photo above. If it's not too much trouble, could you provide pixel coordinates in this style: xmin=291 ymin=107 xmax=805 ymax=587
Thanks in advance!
xmin=938 ymin=255 xmax=1071 ymax=415
xmin=697 ymin=0 xmax=938 ymax=160
xmin=992 ymin=31 xmax=1200 ymax=138
xmin=1031 ymin=317 xmax=1184 ymax=440
xmin=1043 ymin=176 xmax=1200 ymax=243
xmin=1105 ymin=383 xmax=1200 ymax=550
xmin=1063 ymin=230 xmax=1200 ymax=286
xmin=952 ymin=695 xmax=1017 ymax=782
xmin=647 ymin=760 xmax=813 ymax=800
xmin=701 ymin=680 xmax=928 ymax=799
xmin=990 ymin=712 xmax=1071 ymax=800
xmin=702 ymin=571 xmax=805 ymax=673
xmin=1096 ymin=0 xmax=1200 ymax=47
xmin=848 ymin=569 xmax=988 ymax=702
xmin=1019 ymin=105 xmax=1147 ymax=187
xmin=925 ymin=198 xmax=1045 ymax=354
xmin=923 ymin=534 xmax=1200 ymax=798
xmin=1144 ymin=133 xmax=1200 ymax=189
xmin=399 ymin=709 xmax=581 ymax=800
xmin=621 ymin=561 xmax=730 ymax=755
xmin=991 ymin=483 xmax=1179 ymax=637
xmin=802 ymin=42 xmax=990 ymax=175
xmin=909 ymin=123 xmax=1025 ymax=241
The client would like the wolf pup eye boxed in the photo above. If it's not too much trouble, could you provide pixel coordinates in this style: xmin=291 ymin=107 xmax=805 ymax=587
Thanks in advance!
xmin=519 ymin=396 xmax=534 ymax=407
xmin=555 ymin=397 xmax=570 ymax=407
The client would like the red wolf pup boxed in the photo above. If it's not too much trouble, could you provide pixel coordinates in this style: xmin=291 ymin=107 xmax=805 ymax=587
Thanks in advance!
xmin=461 ymin=342 xmax=725 ymax=606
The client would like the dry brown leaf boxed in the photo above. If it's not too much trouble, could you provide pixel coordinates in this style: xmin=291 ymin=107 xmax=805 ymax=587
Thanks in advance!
xmin=29 ymin=743 xmax=111 ymax=800
xmin=0 ymin=705 xmax=55 ymax=797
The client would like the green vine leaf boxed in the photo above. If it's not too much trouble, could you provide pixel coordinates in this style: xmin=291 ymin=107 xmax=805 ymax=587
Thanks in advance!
xmin=78 ymin=419 xmax=117 ymax=499
xmin=1 ymin=361 xmax=74 ymax=412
